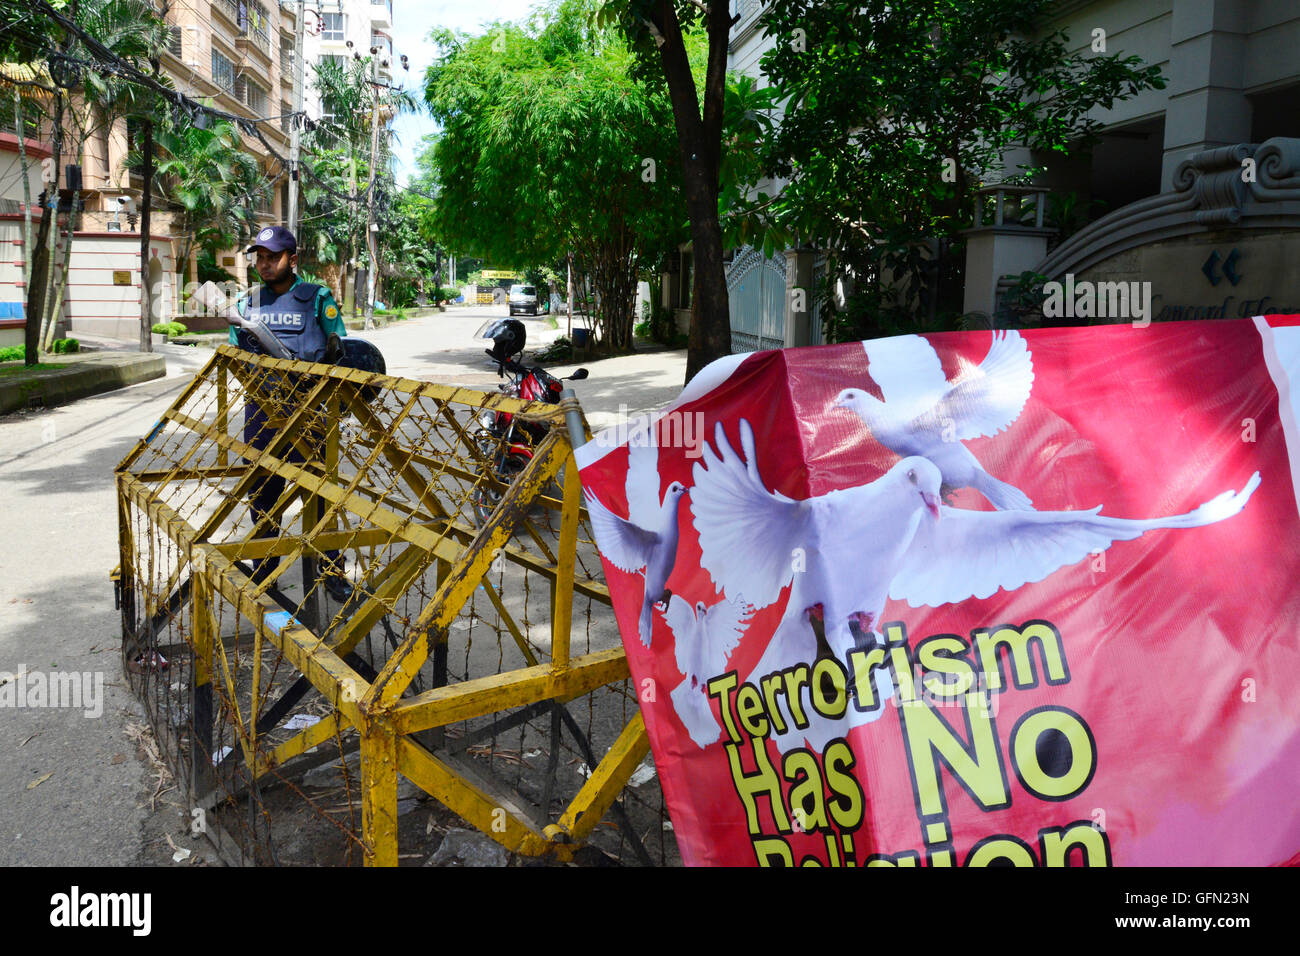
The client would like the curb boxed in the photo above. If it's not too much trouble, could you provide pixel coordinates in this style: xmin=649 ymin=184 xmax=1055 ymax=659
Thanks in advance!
xmin=0 ymin=352 xmax=167 ymax=416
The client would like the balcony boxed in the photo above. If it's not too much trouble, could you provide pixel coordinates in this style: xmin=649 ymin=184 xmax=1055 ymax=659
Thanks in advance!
xmin=279 ymin=39 xmax=294 ymax=87
xmin=236 ymin=26 xmax=272 ymax=61
xmin=212 ymin=0 xmax=273 ymax=62
xmin=370 ymin=0 xmax=392 ymax=29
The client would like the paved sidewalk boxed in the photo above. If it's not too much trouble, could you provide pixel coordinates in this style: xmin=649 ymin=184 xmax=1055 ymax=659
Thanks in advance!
xmin=0 ymin=349 xmax=166 ymax=416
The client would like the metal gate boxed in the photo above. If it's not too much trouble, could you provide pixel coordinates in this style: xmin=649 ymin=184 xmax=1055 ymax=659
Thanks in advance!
xmin=727 ymin=245 xmax=786 ymax=353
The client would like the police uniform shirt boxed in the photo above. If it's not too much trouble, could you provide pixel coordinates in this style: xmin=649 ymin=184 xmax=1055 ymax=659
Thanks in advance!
xmin=229 ymin=276 xmax=347 ymax=359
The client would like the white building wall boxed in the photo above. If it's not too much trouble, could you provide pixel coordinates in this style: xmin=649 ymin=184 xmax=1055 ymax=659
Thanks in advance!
xmin=0 ymin=142 xmax=48 ymax=346
xmin=62 ymin=235 xmax=177 ymax=341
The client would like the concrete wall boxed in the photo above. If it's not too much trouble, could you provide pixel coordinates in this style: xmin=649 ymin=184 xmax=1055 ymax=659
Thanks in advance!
xmin=1040 ymin=0 xmax=1300 ymax=190
xmin=1074 ymin=228 xmax=1300 ymax=321
xmin=60 ymin=233 xmax=177 ymax=341
xmin=0 ymin=135 xmax=50 ymax=347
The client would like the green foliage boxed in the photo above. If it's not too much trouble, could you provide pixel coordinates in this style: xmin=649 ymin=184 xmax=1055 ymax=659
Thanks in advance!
xmin=151 ymin=320 xmax=186 ymax=337
xmin=196 ymin=250 xmax=235 ymax=284
xmin=50 ymin=337 xmax=79 ymax=353
xmin=301 ymin=55 xmax=418 ymax=289
xmin=535 ymin=336 xmax=573 ymax=361
xmin=127 ymin=117 xmax=267 ymax=273
xmin=746 ymin=0 xmax=1167 ymax=341
xmin=995 ymin=270 xmax=1050 ymax=328
xmin=0 ymin=344 xmax=25 ymax=362
xmin=422 ymin=2 xmax=689 ymax=348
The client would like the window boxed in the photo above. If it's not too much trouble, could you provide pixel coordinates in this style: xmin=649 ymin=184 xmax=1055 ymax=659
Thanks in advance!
xmin=211 ymin=49 xmax=235 ymax=92
xmin=279 ymin=40 xmax=293 ymax=77
xmin=2 ymin=103 xmax=42 ymax=140
xmin=280 ymin=101 xmax=291 ymax=134
xmin=320 ymin=12 xmax=344 ymax=41
xmin=243 ymin=78 xmax=267 ymax=114
xmin=318 ymin=54 xmax=344 ymax=69
xmin=167 ymin=26 xmax=182 ymax=57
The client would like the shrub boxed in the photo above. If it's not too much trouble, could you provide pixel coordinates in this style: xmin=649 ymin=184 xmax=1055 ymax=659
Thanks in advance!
xmin=0 ymin=344 xmax=24 ymax=362
xmin=535 ymin=336 xmax=573 ymax=361
xmin=50 ymin=338 xmax=79 ymax=354
xmin=151 ymin=321 xmax=187 ymax=337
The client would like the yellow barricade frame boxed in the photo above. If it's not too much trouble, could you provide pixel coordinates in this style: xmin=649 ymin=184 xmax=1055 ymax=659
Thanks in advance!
xmin=115 ymin=346 xmax=652 ymax=866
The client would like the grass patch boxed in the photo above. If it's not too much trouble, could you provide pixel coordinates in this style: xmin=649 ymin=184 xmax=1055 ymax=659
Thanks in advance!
xmin=1 ymin=340 xmax=79 ymax=361
xmin=0 ymin=362 xmax=70 ymax=378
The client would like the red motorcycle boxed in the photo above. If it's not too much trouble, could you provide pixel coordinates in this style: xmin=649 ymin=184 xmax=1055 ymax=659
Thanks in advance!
xmin=471 ymin=320 xmax=587 ymax=526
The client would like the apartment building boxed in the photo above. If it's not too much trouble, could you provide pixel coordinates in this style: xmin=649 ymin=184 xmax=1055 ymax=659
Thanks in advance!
xmin=0 ymin=0 xmax=302 ymax=344
xmin=301 ymin=0 xmax=395 ymax=123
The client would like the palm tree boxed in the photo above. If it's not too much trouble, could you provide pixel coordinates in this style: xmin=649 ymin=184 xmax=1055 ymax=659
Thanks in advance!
xmin=144 ymin=119 xmax=268 ymax=288
xmin=304 ymin=56 xmax=416 ymax=313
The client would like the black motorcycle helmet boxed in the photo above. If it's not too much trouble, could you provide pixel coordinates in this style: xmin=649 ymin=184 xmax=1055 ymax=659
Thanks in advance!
xmin=482 ymin=318 xmax=526 ymax=365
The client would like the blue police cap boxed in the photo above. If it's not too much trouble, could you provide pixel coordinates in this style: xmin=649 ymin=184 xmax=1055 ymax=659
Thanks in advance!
xmin=246 ymin=225 xmax=298 ymax=254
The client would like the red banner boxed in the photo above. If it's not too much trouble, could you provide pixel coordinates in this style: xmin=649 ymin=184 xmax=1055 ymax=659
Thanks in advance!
xmin=577 ymin=317 xmax=1300 ymax=866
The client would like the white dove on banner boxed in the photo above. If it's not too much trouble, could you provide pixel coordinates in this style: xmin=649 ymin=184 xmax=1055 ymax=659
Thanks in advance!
xmin=662 ymin=595 xmax=755 ymax=748
xmin=584 ymin=435 xmax=688 ymax=645
xmin=833 ymin=330 xmax=1035 ymax=510
xmin=691 ymin=418 xmax=1260 ymax=749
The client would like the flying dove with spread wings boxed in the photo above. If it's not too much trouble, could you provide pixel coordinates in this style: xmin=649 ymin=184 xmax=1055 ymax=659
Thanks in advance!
xmin=662 ymin=595 xmax=755 ymax=748
xmin=691 ymin=417 xmax=1260 ymax=750
xmin=833 ymin=330 xmax=1035 ymax=510
xmin=584 ymin=434 xmax=688 ymax=646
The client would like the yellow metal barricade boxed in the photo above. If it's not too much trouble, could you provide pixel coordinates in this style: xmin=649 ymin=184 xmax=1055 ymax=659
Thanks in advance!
xmin=115 ymin=346 xmax=669 ymax=866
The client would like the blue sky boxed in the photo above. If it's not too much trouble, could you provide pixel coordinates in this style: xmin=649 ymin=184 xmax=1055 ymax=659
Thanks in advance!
xmin=389 ymin=0 xmax=541 ymax=186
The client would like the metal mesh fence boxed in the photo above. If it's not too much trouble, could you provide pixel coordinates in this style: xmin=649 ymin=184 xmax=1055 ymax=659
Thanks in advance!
xmin=116 ymin=346 xmax=677 ymax=865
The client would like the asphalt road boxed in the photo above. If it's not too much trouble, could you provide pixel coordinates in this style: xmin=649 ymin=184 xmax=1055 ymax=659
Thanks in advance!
xmin=0 ymin=305 xmax=686 ymax=866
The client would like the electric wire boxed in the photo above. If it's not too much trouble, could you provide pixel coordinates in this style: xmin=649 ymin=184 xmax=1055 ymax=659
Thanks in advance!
xmin=23 ymin=0 xmax=376 ymax=207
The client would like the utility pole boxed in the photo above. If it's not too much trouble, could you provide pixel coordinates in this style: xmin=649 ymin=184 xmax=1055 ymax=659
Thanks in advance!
xmin=286 ymin=0 xmax=306 ymax=234
xmin=566 ymin=251 xmax=574 ymax=340
xmin=362 ymin=53 xmax=381 ymax=330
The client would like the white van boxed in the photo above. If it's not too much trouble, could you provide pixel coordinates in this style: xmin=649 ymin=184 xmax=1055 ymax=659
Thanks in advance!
xmin=508 ymin=284 xmax=539 ymax=316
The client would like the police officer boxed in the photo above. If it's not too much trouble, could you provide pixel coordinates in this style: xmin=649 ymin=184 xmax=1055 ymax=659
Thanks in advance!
xmin=230 ymin=225 xmax=346 ymax=356
xmin=236 ymin=225 xmax=350 ymax=600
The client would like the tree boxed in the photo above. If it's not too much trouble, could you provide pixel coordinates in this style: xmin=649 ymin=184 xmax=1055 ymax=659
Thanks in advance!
xmin=301 ymin=55 xmax=414 ymax=314
xmin=128 ymin=117 xmax=267 ymax=289
xmin=296 ymin=145 xmax=363 ymax=305
xmin=751 ymin=0 xmax=1167 ymax=341
xmin=597 ymin=0 xmax=737 ymax=380
xmin=2 ymin=0 xmax=166 ymax=361
xmin=423 ymin=6 xmax=688 ymax=350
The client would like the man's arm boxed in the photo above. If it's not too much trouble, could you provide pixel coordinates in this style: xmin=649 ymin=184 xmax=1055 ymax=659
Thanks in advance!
xmin=227 ymin=294 xmax=247 ymax=346
xmin=317 ymin=287 xmax=347 ymax=338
